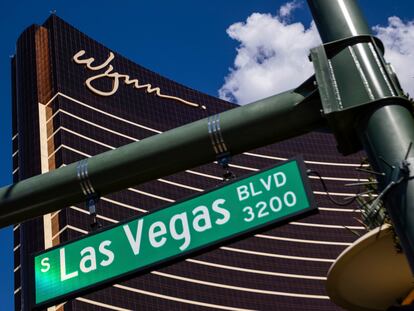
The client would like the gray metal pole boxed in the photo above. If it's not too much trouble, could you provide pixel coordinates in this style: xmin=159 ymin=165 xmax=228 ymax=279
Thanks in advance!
xmin=308 ymin=0 xmax=414 ymax=272
xmin=0 ymin=84 xmax=324 ymax=227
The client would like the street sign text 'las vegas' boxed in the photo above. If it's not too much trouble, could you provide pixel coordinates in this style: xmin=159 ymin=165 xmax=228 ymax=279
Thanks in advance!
xmin=32 ymin=157 xmax=316 ymax=308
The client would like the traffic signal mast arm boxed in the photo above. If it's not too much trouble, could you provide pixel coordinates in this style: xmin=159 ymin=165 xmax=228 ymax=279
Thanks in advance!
xmin=0 ymin=81 xmax=324 ymax=228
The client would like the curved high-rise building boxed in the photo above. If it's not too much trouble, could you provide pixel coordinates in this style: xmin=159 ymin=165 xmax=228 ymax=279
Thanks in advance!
xmin=12 ymin=15 xmax=367 ymax=310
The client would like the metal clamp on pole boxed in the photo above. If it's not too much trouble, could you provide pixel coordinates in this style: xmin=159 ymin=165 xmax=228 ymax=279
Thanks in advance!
xmin=207 ymin=114 xmax=235 ymax=181
xmin=310 ymin=34 xmax=410 ymax=155
xmin=77 ymin=159 xmax=101 ymax=231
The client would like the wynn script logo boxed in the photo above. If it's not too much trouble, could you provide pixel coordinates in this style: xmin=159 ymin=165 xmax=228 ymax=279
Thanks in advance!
xmin=73 ymin=50 xmax=206 ymax=109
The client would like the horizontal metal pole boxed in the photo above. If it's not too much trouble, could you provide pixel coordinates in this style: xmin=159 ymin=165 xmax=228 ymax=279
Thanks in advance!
xmin=0 ymin=82 xmax=324 ymax=228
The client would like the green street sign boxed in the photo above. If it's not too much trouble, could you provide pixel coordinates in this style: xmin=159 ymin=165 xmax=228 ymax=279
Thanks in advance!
xmin=31 ymin=157 xmax=316 ymax=308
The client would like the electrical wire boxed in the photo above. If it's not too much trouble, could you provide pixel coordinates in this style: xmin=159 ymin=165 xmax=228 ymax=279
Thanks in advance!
xmin=307 ymin=169 xmax=357 ymax=206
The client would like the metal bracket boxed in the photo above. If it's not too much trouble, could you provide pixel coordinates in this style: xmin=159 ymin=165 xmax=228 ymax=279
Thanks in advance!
xmin=380 ymin=143 xmax=414 ymax=185
xmin=217 ymin=152 xmax=236 ymax=181
xmin=77 ymin=159 xmax=100 ymax=230
xmin=360 ymin=154 xmax=412 ymax=229
xmin=310 ymin=34 xmax=410 ymax=155
xmin=86 ymin=195 xmax=101 ymax=231
xmin=390 ymin=157 xmax=414 ymax=183
xmin=316 ymin=35 xmax=384 ymax=60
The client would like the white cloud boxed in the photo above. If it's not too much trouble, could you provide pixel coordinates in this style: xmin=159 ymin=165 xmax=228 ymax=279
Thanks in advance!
xmin=220 ymin=2 xmax=414 ymax=105
xmin=219 ymin=2 xmax=320 ymax=104
xmin=373 ymin=17 xmax=414 ymax=97
xmin=279 ymin=1 xmax=301 ymax=18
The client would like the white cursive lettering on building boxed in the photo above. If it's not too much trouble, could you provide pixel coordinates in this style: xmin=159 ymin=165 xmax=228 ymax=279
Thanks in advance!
xmin=73 ymin=50 xmax=206 ymax=109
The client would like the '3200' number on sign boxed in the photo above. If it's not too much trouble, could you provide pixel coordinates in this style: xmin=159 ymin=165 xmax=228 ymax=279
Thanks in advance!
xmin=242 ymin=192 xmax=296 ymax=222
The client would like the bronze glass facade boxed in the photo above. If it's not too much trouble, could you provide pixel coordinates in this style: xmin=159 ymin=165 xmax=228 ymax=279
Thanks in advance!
xmin=12 ymin=15 xmax=367 ymax=310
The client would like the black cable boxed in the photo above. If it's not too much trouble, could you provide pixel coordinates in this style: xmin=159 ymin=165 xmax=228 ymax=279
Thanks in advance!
xmin=307 ymin=169 xmax=357 ymax=206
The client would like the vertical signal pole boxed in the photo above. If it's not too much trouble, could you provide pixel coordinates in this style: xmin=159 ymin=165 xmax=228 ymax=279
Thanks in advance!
xmin=308 ymin=0 xmax=414 ymax=272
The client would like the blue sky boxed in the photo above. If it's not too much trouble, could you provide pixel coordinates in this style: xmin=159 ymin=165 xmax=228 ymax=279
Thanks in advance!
xmin=0 ymin=1 xmax=413 ymax=309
